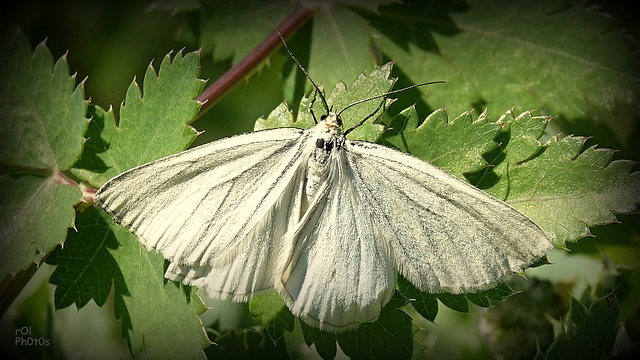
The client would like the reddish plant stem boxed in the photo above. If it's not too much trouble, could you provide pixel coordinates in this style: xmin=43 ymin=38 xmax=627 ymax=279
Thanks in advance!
xmin=196 ymin=5 xmax=315 ymax=117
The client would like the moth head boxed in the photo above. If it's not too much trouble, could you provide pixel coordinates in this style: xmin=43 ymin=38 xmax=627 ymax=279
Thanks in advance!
xmin=320 ymin=112 xmax=343 ymax=129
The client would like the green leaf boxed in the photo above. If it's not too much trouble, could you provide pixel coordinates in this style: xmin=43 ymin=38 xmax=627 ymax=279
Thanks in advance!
xmin=248 ymin=293 xmax=295 ymax=342
xmin=468 ymin=110 xmax=550 ymax=198
xmin=71 ymin=50 xmax=205 ymax=186
xmin=300 ymin=321 xmax=339 ymax=360
xmin=464 ymin=109 xmax=639 ymax=246
xmin=368 ymin=0 xmax=640 ymax=120
xmin=46 ymin=207 xmax=120 ymax=309
xmin=109 ymin=215 xmax=210 ymax=359
xmin=479 ymin=283 xmax=517 ymax=302
xmin=544 ymin=295 xmax=619 ymax=360
xmin=68 ymin=105 xmax=113 ymax=179
xmin=205 ymin=328 xmax=289 ymax=360
xmin=0 ymin=175 xmax=79 ymax=276
xmin=493 ymin=110 xmax=549 ymax=166
xmin=466 ymin=283 xmax=516 ymax=308
xmin=505 ymin=134 xmax=640 ymax=245
xmin=254 ymin=97 xmax=312 ymax=131
xmin=186 ymin=0 xmax=295 ymax=64
xmin=336 ymin=294 xmax=414 ymax=360
xmin=399 ymin=276 xmax=516 ymax=321
xmin=0 ymin=30 xmax=88 ymax=170
xmin=0 ymin=30 xmax=85 ymax=275
xmin=298 ymin=292 xmax=415 ymax=360
xmin=383 ymin=107 xmax=500 ymax=177
xmin=47 ymin=208 xmax=210 ymax=359
xmin=397 ymin=276 xmax=438 ymax=322
xmin=436 ymin=293 xmax=469 ymax=313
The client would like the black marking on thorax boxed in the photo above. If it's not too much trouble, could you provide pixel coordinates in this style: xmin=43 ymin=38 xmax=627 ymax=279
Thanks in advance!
xmin=315 ymin=138 xmax=334 ymax=152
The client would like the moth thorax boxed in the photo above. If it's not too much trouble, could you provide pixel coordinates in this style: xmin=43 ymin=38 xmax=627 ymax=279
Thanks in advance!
xmin=305 ymin=149 xmax=329 ymax=211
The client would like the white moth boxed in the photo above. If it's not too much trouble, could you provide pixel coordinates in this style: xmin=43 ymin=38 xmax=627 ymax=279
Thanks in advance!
xmin=96 ymin=30 xmax=552 ymax=333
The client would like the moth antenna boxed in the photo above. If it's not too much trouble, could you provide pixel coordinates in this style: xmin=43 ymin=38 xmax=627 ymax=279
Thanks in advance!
xmin=343 ymin=99 xmax=386 ymax=136
xmin=337 ymin=81 xmax=445 ymax=117
xmin=270 ymin=16 xmax=330 ymax=114
xmin=342 ymin=81 xmax=445 ymax=135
